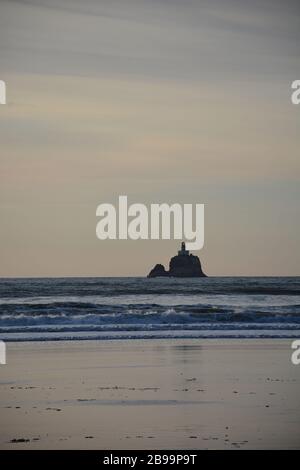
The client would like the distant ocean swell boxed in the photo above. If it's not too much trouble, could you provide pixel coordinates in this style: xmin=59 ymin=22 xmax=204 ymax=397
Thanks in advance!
xmin=0 ymin=277 xmax=299 ymax=341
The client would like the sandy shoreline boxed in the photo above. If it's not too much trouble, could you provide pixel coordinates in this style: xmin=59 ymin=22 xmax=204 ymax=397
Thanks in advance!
xmin=0 ymin=339 xmax=300 ymax=449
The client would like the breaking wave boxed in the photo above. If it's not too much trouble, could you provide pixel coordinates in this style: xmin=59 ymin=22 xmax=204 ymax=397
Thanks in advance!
xmin=0 ymin=277 xmax=299 ymax=341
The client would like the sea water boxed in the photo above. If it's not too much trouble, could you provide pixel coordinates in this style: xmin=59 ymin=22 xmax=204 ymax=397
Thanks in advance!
xmin=0 ymin=277 xmax=299 ymax=341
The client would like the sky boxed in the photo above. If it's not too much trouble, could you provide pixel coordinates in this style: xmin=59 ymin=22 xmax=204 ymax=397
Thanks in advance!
xmin=0 ymin=0 xmax=299 ymax=276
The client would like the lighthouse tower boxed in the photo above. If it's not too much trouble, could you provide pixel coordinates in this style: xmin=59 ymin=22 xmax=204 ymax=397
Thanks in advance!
xmin=178 ymin=241 xmax=189 ymax=256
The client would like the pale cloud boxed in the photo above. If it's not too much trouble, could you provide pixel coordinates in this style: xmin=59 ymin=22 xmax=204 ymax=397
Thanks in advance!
xmin=0 ymin=0 xmax=299 ymax=276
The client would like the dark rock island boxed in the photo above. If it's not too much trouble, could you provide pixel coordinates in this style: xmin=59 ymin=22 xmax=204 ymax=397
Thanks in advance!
xmin=147 ymin=242 xmax=207 ymax=278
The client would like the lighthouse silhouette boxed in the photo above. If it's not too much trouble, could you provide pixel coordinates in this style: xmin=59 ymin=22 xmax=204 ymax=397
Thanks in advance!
xmin=178 ymin=241 xmax=189 ymax=256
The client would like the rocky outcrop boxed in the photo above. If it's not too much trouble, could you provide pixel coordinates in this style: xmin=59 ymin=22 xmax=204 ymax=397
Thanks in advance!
xmin=147 ymin=264 xmax=169 ymax=278
xmin=147 ymin=242 xmax=206 ymax=278
xmin=168 ymin=253 xmax=205 ymax=277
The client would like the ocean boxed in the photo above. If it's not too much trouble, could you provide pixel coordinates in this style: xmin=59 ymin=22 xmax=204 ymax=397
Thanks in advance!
xmin=0 ymin=277 xmax=299 ymax=341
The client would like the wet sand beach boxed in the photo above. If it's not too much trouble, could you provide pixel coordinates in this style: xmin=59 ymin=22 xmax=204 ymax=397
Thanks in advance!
xmin=0 ymin=339 xmax=300 ymax=449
